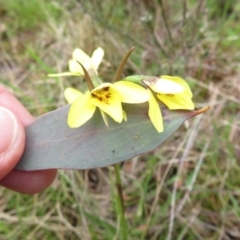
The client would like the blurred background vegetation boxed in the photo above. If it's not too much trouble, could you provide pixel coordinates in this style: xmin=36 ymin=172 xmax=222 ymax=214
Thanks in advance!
xmin=0 ymin=0 xmax=240 ymax=239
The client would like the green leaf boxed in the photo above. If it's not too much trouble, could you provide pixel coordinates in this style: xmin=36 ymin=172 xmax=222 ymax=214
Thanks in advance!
xmin=15 ymin=104 xmax=208 ymax=170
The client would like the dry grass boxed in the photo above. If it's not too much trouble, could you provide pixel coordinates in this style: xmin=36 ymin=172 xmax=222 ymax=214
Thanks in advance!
xmin=0 ymin=0 xmax=240 ymax=239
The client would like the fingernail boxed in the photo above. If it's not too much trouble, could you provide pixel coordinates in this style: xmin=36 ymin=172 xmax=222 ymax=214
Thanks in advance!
xmin=0 ymin=107 xmax=18 ymax=153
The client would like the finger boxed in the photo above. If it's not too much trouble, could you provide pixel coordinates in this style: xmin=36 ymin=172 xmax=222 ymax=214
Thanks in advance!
xmin=0 ymin=169 xmax=56 ymax=194
xmin=0 ymin=86 xmax=57 ymax=193
xmin=0 ymin=86 xmax=34 ymax=126
xmin=0 ymin=107 xmax=25 ymax=180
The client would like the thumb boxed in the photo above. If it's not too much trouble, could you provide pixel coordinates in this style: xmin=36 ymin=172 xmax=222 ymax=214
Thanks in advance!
xmin=0 ymin=106 xmax=25 ymax=180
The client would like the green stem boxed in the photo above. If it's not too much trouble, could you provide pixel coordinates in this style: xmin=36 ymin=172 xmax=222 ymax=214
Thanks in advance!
xmin=114 ymin=163 xmax=128 ymax=240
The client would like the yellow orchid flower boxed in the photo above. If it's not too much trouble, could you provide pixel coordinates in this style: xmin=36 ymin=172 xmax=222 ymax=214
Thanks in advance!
xmin=64 ymin=87 xmax=110 ymax=126
xmin=143 ymin=75 xmax=195 ymax=132
xmin=48 ymin=47 xmax=104 ymax=77
xmin=65 ymin=81 xmax=149 ymax=128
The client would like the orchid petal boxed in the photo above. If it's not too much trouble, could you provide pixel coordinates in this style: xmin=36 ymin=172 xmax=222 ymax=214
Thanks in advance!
xmin=72 ymin=48 xmax=93 ymax=70
xmin=64 ymin=88 xmax=83 ymax=104
xmin=113 ymin=81 xmax=149 ymax=103
xmin=161 ymin=75 xmax=193 ymax=97
xmin=100 ymin=109 xmax=108 ymax=126
xmin=91 ymin=82 xmax=112 ymax=93
xmin=68 ymin=59 xmax=84 ymax=74
xmin=157 ymin=92 xmax=194 ymax=110
xmin=91 ymin=47 xmax=104 ymax=70
xmin=143 ymin=77 xmax=184 ymax=94
xmin=148 ymin=89 xmax=163 ymax=132
xmin=122 ymin=110 xmax=127 ymax=122
xmin=90 ymin=92 xmax=123 ymax=123
xmin=48 ymin=72 xmax=81 ymax=77
xmin=68 ymin=93 xmax=96 ymax=128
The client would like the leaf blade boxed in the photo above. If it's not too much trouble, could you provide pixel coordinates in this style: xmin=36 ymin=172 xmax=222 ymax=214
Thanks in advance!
xmin=15 ymin=104 xmax=207 ymax=170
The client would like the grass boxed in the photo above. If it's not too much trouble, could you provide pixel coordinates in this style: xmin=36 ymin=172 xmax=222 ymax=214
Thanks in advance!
xmin=0 ymin=0 xmax=240 ymax=239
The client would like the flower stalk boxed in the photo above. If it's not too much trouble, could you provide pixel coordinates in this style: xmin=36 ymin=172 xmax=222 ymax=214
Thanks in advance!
xmin=114 ymin=164 xmax=128 ymax=240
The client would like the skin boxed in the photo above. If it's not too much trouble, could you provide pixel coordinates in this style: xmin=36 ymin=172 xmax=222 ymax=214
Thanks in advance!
xmin=0 ymin=86 xmax=57 ymax=194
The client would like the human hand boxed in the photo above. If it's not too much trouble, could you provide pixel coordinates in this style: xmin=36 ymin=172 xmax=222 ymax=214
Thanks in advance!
xmin=0 ymin=86 xmax=57 ymax=194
